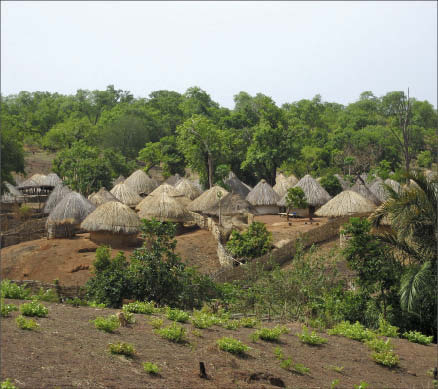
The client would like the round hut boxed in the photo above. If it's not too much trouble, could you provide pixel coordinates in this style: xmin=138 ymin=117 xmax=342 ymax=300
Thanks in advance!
xmin=174 ymin=178 xmax=202 ymax=200
xmin=113 ymin=175 xmax=125 ymax=185
xmin=43 ymin=173 xmax=62 ymax=187
xmin=273 ymin=173 xmax=296 ymax=198
xmin=43 ymin=184 xmax=72 ymax=214
xmin=223 ymin=171 xmax=251 ymax=199
xmin=369 ymin=178 xmax=387 ymax=203
xmin=136 ymin=183 xmax=190 ymax=210
xmin=334 ymin=174 xmax=351 ymax=191
xmin=246 ymin=179 xmax=280 ymax=215
xmin=188 ymin=185 xmax=229 ymax=213
xmin=124 ymin=169 xmax=158 ymax=196
xmin=384 ymin=179 xmax=402 ymax=194
xmin=164 ymin=173 xmax=182 ymax=186
xmin=81 ymin=201 xmax=140 ymax=247
xmin=88 ymin=187 xmax=120 ymax=207
xmin=110 ymin=183 xmax=142 ymax=208
xmin=351 ymin=179 xmax=380 ymax=205
xmin=203 ymin=192 xmax=255 ymax=226
xmin=46 ymin=191 xmax=96 ymax=238
xmin=315 ymin=190 xmax=376 ymax=217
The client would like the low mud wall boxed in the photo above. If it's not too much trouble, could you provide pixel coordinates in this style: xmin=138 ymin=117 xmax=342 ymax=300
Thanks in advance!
xmin=1 ymin=218 xmax=47 ymax=248
xmin=5 ymin=279 xmax=86 ymax=300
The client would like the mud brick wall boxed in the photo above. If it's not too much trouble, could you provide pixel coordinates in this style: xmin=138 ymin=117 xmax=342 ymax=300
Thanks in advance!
xmin=1 ymin=218 xmax=47 ymax=248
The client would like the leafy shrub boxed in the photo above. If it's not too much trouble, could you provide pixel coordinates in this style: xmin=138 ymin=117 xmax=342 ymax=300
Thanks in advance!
xmin=1 ymin=299 xmax=18 ymax=317
xmin=191 ymin=311 xmax=218 ymax=329
xmin=353 ymin=382 xmax=369 ymax=389
xmin=121 ymin=311 xmax=136 ymax=324
xmin=31 ymin=288 xmax=59 ymax=302
xmin=226 ymin=222 xmax=272 ymax=259
xmin=92 ymin=315 xmax=120 ymax=333
xmin=377 ymin=317 xmax=399 ymax=338
xmin=191 ymin=329 xmax=202 ymax=337
xmin=280 ymin=358 xmax=292 ymax=370
xmin=320 ymin=174 xmax=343 ymax=196
xmin=64 ymin=297 xmax=88 ymax=307
xmin=155 ymin=323 xmax=186 ymax=343
xmin=328 ymin=321 xmax=376 ymax=342
xmin=19 ymin=301 xmax=48 ymax=317
xmin=402 ymin=330 xmax=433 ymax=345
xmin=293 ymin=363 xmax=310 ymax=375
xmin=143 ymin=362 xmax=160 ymax=375
xmin=1 ymin=280 xmax=31 ymax=299
xmin=1 ymin=379 xmax=16 ymax=389
xmin=149 ymin=318 xmax=163 ymax=329
xmin=274 ymin=346 xmax=284 ymax=359
xmin=365 ymin=338 xmax=393 ymax=353
xmin=217 ymin=337 xmax=249 ymax=355
xmin=123 ymin=301 xmax=156 ymax=315
xmin=239 ymin=317 xmax=259 ymax=328
xmin=88 ymin=301 xmax=106 ymax=308
xmin=371 ymin=350 xmax=399 ymax=367
xmin=297 ymin=326 xmax=328 ymax=345
xmin=108 ymin=342 xmax=135 ymax=357
xmin=221 ymin=319 xmax=241 ymax=330
xmin=166 ymin=307 xmax=190 ymax=323
xmin=16 ymin=315 xmax=39 ymax=330
xmin=252 ymin=326 xmax=286 ymax=342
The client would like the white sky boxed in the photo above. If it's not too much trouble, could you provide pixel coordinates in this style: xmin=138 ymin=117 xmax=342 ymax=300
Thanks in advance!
xmin=1 ymin=1 xmax=437 ymax=108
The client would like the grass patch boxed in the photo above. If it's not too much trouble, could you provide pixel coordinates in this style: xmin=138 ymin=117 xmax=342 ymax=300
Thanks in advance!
xmin=16 ymin=315 xmax=39 ymax=330
xmin=166 ymin=308 xmax=190 ymax=323
xmin=143 ymin=362 xmax=160 ymax=375
xmin=123 ymin=301 xmax=156 ymax=315
xmin=1 ymin=378 xmax=17 ymax=389
xmin=64 ymin=297 xmax=88 ymax=307
xmin=92 ymin=315 xmax=119 ymax=333
xmin=221 ymin=319 xmax=241 ymax=330
xmin=328 ymin=321 xmax=375 ymax=342
xmin=238 ymin=317 xmax=259 ymax=328
xmin=402 ymin=330 xmax=433 ymax=345
xmin=191 ymin=310 xmax=220 ymax=329
xmin=108 ymin=342 xmax=135 ymax=357
xmin=149 ymin=318 xmax=164 ymax=329
xmin=1 ymin=280 xmax=31 ymax=300
xmin=217 ymin=337 xmax=250 ymax=355
xmin=19 ymin=301 xmax=48 ymax=317
xmin=155 ymin=323 xmax=186 ymax=343
xmin=328 ymin=365 xmax=345 ymax=374
xmin=31 ymin=288 xmax=59 ymax=303
xmin=252 ymin=326 xmax=288 ymax=342
xmin=297 ymin=326 xmax=327 ymax=345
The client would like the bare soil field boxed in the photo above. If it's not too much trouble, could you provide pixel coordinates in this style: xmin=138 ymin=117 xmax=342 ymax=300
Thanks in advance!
xmin=1 ymin=299 xmax=435 ymax=389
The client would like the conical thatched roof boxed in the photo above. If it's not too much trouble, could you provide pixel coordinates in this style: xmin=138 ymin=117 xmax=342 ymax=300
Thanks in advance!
xmin=137 ymin=192 xmax=191 ymax=222
xmin=1 ymin=182 xmax=24 ymax=202
xmin=148 ymin=183 xmax=183 ymax=197
xmin=280 ymin=174 xmax=331 ymax=207
xmin=369 ymin=178 xmax=387 ymax=203
xmin=47 ymin=191 xmax=95 ymax=226
xmin=88 ymin=187 xmax=120 ymax=207
xmin=43 ymin=173 xmax=62 ymax=187
xmin=113 ymin=175 xmax=125 ymax=185
xmin=384 ymin=179 xmax=401 ymax=194
xmin=246 ymin=179 xmax=280 ymax=206
xmin=351 ymin=179 xmax=380 ymax=205
xmin=334 ymin=174 xmax=351 ymax=190
xmin=224 ymin=171 xmax=251 ymax=199
xmin=44 ymin=184 xmax=72 ymax=214
xmin=4 ymin=182 xmax=23 ymax=197
xmin=174 ymin=178 xmax=202 ymax=200
xmin=124 ymin=169 xmax=158 ymax=195
xmin=110 ymin=183 xmax=142 ymax=207
xmin=188 ymin=185 xmax=229 ymax=213
xmin=164 ymin=173 xmax=182 ymax=186
xmin=203 ymin=192 xmax=255 ymax=216
xmin=18 ymin=174 xmax=46 ymax=188
xmin=315 ymin=190 xmax=376 ymax=217
xmin=287 ymin=174 xmax=299 ymax=186
xmin=81 ymin=201 xmax=140 ymax=234
xmin=273 ymin=175 xmax=296 ymax=198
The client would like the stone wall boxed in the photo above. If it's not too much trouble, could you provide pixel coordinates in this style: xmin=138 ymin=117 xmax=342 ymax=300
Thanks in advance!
xmin=0 ymin=218 xmax=47 ymax=248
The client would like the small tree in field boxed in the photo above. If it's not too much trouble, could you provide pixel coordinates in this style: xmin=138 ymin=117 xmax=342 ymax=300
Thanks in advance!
xmin=285 ymin=187 xmax=308 ymax=221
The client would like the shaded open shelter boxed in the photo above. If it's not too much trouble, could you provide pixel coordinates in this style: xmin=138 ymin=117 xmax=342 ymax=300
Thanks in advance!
xmin=174 ymin=178 xmax=203 ymax=200
xmin=43 ymin=184 xmax=72 ymax=214
xmin=46 ymin=192 xmax=96 ymax=238
xmin=246 ymin=179 xmax=280 ymax=215
xmin=81 ymin=201 xmax=140 ymax=247
xmin=188 ymin=185 xmax=229 ymax=213
xmin=88 ymin=187 xmax=120 ymax=207
xmin=164 ymin=173 xmax=182 ymax=186
xmin=110 ymin=183 xmax=142 ymax=207
xmin=223 ymin=171 xmax=251 ymax=199
xmin=351 ymin=179 xmax=380 ymax=205
xmin=124 ymin=170 xmax=158 ymax=196
xmin=315 ymin=190 xmax=376 ymax=217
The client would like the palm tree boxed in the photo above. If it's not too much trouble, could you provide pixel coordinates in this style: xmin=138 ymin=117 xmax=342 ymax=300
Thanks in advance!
xmin=369 ymin=171 xmax=437 ymax=315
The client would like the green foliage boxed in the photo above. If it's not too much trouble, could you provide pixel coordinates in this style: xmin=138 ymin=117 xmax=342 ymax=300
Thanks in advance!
xmin=31 ymin=288 xmax=59 ymax=303
xmin=293 ymin=363 xmax=311 ymax=375
xmin=365 ymin=337 xmax=393 ymax=353
xmin=280 ymin=358 xmax=293 ymax=370
xmin=417 ymin=150 xmax=432 ymax=168
xmin=149 ymin=318 xmax=163 ymax=329
xmin=402 ymin=330 xmax=433 ymax=345
xmin=285 ymin=187 xmax=308 ymax=210
xmin=328 ymin=365 xmax=345 ymax=374
xmin=64 ymin=297 xmax=88 ymax=307
xmin=191 ymin=310 xmax=219 ymax=329
xmin=377 ymin=317 xmax=399 ymax=337
xmin=216 ymin=337 xmax=250 ymax=355
xmin=251 ymin=326 xmax=287 ymax=342
xmin=320 ymin=174 xmax=343 ymax=196
xmin=19 ymin=301 xmax=48 ymax=317
xmin=331 ymin=379 xmax=340 ymax=389
xmin=155 ymin=323 xmax=186 ymax=343
xmin=92 ymin=315 xmax=120 ymax=333
xmin=16 ymin=315 xmax=39 ymax=330
xmin=1 ymin=299 xmax=18 ymax=317
xmin=353 ymin=382 xmax=369 ymax=389
xmin=221 ymin=319 xmax=241 ymax=330
xmin=1 ymin=379 xmax=17 ymax=389
xmin=143 ymin=362 xmax=160 ymax=375
xmin=166 ymin=308 xmax=190 ymax=323
xmin=108 ymin=342 xmax=135 ymax=357
xmin=123 ymin=301 xmax=156 ymax=315
xmin=0 ymin=127 xmax=25 ymax=193
xmin=238 ymin=317 xmax=259 ymax=328
xmin=297 ymin=326 xmax=328 ymax=345
xmin=1 ymin=280 xmax=31 ymax=300
xmin=226 ymin=222 xmax=272 ymax=259
xmin=328 ymin=321 xmax=376 ymax=342
xmin=371 ymin=350 xmax=400 ymax=367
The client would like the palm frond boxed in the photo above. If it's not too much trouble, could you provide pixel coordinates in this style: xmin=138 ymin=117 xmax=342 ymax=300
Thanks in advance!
xmin=400 ymin=261 xmax=433 ymax=312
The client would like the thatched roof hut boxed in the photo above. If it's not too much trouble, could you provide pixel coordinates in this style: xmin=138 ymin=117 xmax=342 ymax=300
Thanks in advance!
xmin=246 ymin=179 xmax=280 ymax=214
xmin=174 ymin=178 xmax=202 ymax=200
xmin=43 ymin=184 xmax=72 ymax=214
xmin=110 ymin=183 xmax=142 ymax=207
xmin=280 ymin=174 xmax=331 ymax=208
xmin=334 ymin=174 xmax=351 ymax=190
xmin=288 ymin=174 xmax=299 ymax=186
xmin=315 ymin=190 xmax=376 ymax=217
xmin=137 ymin=192 xmax=191 ymax=223
xmin=351 ymin=179 xmax=380 ymax=205
xmin=204 ymin=192 xmax=255 ymax=216
xmin=188 ymin=185 xmax=229 ymax=213
xmin=113 ymin=175 xmax=125 ymax=185
xmin=164 ymin=173 xmax=182 ymax=186
xmin=384 ymin=179 xmax=402 ymax=194
xmin=88 ymin=187 xmax=120 ymax=207
xmin=369 ymin=178 xmax=387 ymax=203
xmin=273 ymin=174 xmax=296 ymax=198
xmin=81 ymin=201 xmax=140 ymax=247
xmin=224 ymin=171 xmax=251 ymax=199
xmin=1 ymin=182 xmax=24 ymax=203
xmin=147 ymin=183 xmax=183 ymax=197
xmin=43 ymin=173 xmax=62 ymax=187
xmin=124 ymin=169 xmax=158 ymax=196
xmin=18 ymin=175 xmax=43 ymax=189
xmin=46 ymin=191 xmax=96 ymax=238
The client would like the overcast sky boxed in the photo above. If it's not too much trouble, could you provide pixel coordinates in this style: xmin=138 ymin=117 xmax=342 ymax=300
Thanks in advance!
xmin=1 ymin=1 xmax=437 ymax=108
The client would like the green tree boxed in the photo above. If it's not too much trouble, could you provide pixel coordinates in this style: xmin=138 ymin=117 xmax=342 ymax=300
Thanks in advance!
xmin=226 ymin=222 xmax=272 ymax=260
xmin=285 ymin=187 xmax=308 ymax=221
xmin=319 ymin=174 xmax=343 ymax=196
xmin=0 ymin=127 xmax=25 ymax=192
xmin=416 ymin=150 xmax=432 ymax=168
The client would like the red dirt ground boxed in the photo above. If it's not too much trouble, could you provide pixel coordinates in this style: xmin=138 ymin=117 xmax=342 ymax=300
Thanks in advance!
xmin=1 ymin=299 xmax=436 ymax=389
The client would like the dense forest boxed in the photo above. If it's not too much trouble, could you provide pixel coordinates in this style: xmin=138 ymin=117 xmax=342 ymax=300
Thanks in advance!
xmin=1 ymin=85 xmax=437 ymax=194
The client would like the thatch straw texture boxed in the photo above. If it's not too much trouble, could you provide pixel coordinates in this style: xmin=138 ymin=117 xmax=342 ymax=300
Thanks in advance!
xmin=282 ymin=174 xmax=331 ymax=207
xmin=18 ymin=175 xmax=42 ymax=188
xmin=110 ymin=183 xmax=142 ymax=207
xmin=124 ymin=170 xmax=158 ymax=195
xmin=174 ymin=178 xmax=202 ymax=200
xmin=273 ymin=176 xmax=296 ymax=198
xmin=384 ymin=179 xmax=401 ymax=194
xmin=334 ymin=174 xmax=351 ymax=190
xmin=113 ymin=175 xmax=125 ymax=185
xmin=164 ymin=173 xmax=182 ymax=186
xmin=81 ymin=201 xmax=140 ymax=234
xmin=137 ymin=192 xmax=191 ymax=222
xmin=188 ymin=186 xmax=229 ymax=213
xmin=47 ymin=191 xmax=95 ymax=226
xmin=351 ymin=179 xmax=380 ymax=205
xmin=4 ymin=182 xmax=23 ymax=197
xmin=246 ymin=179 xmax=280 ymax=206
xmin=43 ymin=184 xmax=72 ymax=214
xmin=148 ymin=183 xmax=183 ymax=197
xmin=1 ymin=182 xmax=24 ymax=203
xmin=203 ymin=192 xmax=255 ymax=216
xmin=43 ymin=173 xmax=62 ymax=186
xmin=315 ymin=190 xmax=376 ymax=217
xmin=89 ymin=187 xmax=120 ymax=207
xmin=369 ymin=178 xmax=387 ymax=203
xmin=224 ymin=171 xmax=251 ymax=199
xmin=287 ymin=174 xmax=298 ymax=186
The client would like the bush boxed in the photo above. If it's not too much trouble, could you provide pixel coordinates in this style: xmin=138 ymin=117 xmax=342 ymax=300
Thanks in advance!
xmin=252 ymin=326 xmax=287 ymax=342
xmin=402 ymin=330 xmax=433 ymax=345
xmin=155 ymin=323 xmax=186 ymax=343
xmin=64 ymin=297 xmax=88 ymax=307
xmin=365 ymin=338 xmax=393 ymax=353
xmin=31 ymin=288 xmax=59 ymax=302
xmin=149 ymin=318 xmax=163 ymax=329
xmin=239 ymin=317 xmax=259 ymax=328
xmin=108 ymin=342 xmax=135 ymax=357
xmin=217 ymin=337 xmax=250 ymax=355
xmin=1 ymin=379 xmax=16 ymax=389
xmin=293 ymin=363 xmax=310 ymax=375
xmin=19 ymin=301 xmax=48 ymax=317
xmin=280 ymin=358 xmax=293 ymax=370
xmin=123 ymin=301 xmax=156 ymax=315
xmin=297 ymin=326 xmax=328 ymax=345
xmin=1 ymin=280 xmax=31 ymax=299
xmin=92 ymin=315 xmax=120 ymax=333
xmin=328 ymin=321 xmax=376 ymax=342
xmin=371 ymin=350 xmax=399 ymax=367
xmin=226 ymin=222 xmax=272 ymax=259
xmin=166 ymin=307 xmax=190 ymax=323
xmin=16 ymin=315 xmax=39 ymax=330
xmin=143 ymin=362 xmax=160 ymax=375
xmin=320 ymin=174 xmax=343 ymax=196
xmin=221 ymin=319 xmax=241 ymax=330
xmin=191 ymin=311 xmax=219 ymax=329
xmin=1 ymin=299 xmax=18 ymax=317
xmin=377 ymin=317 xmax=399 ymax=338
